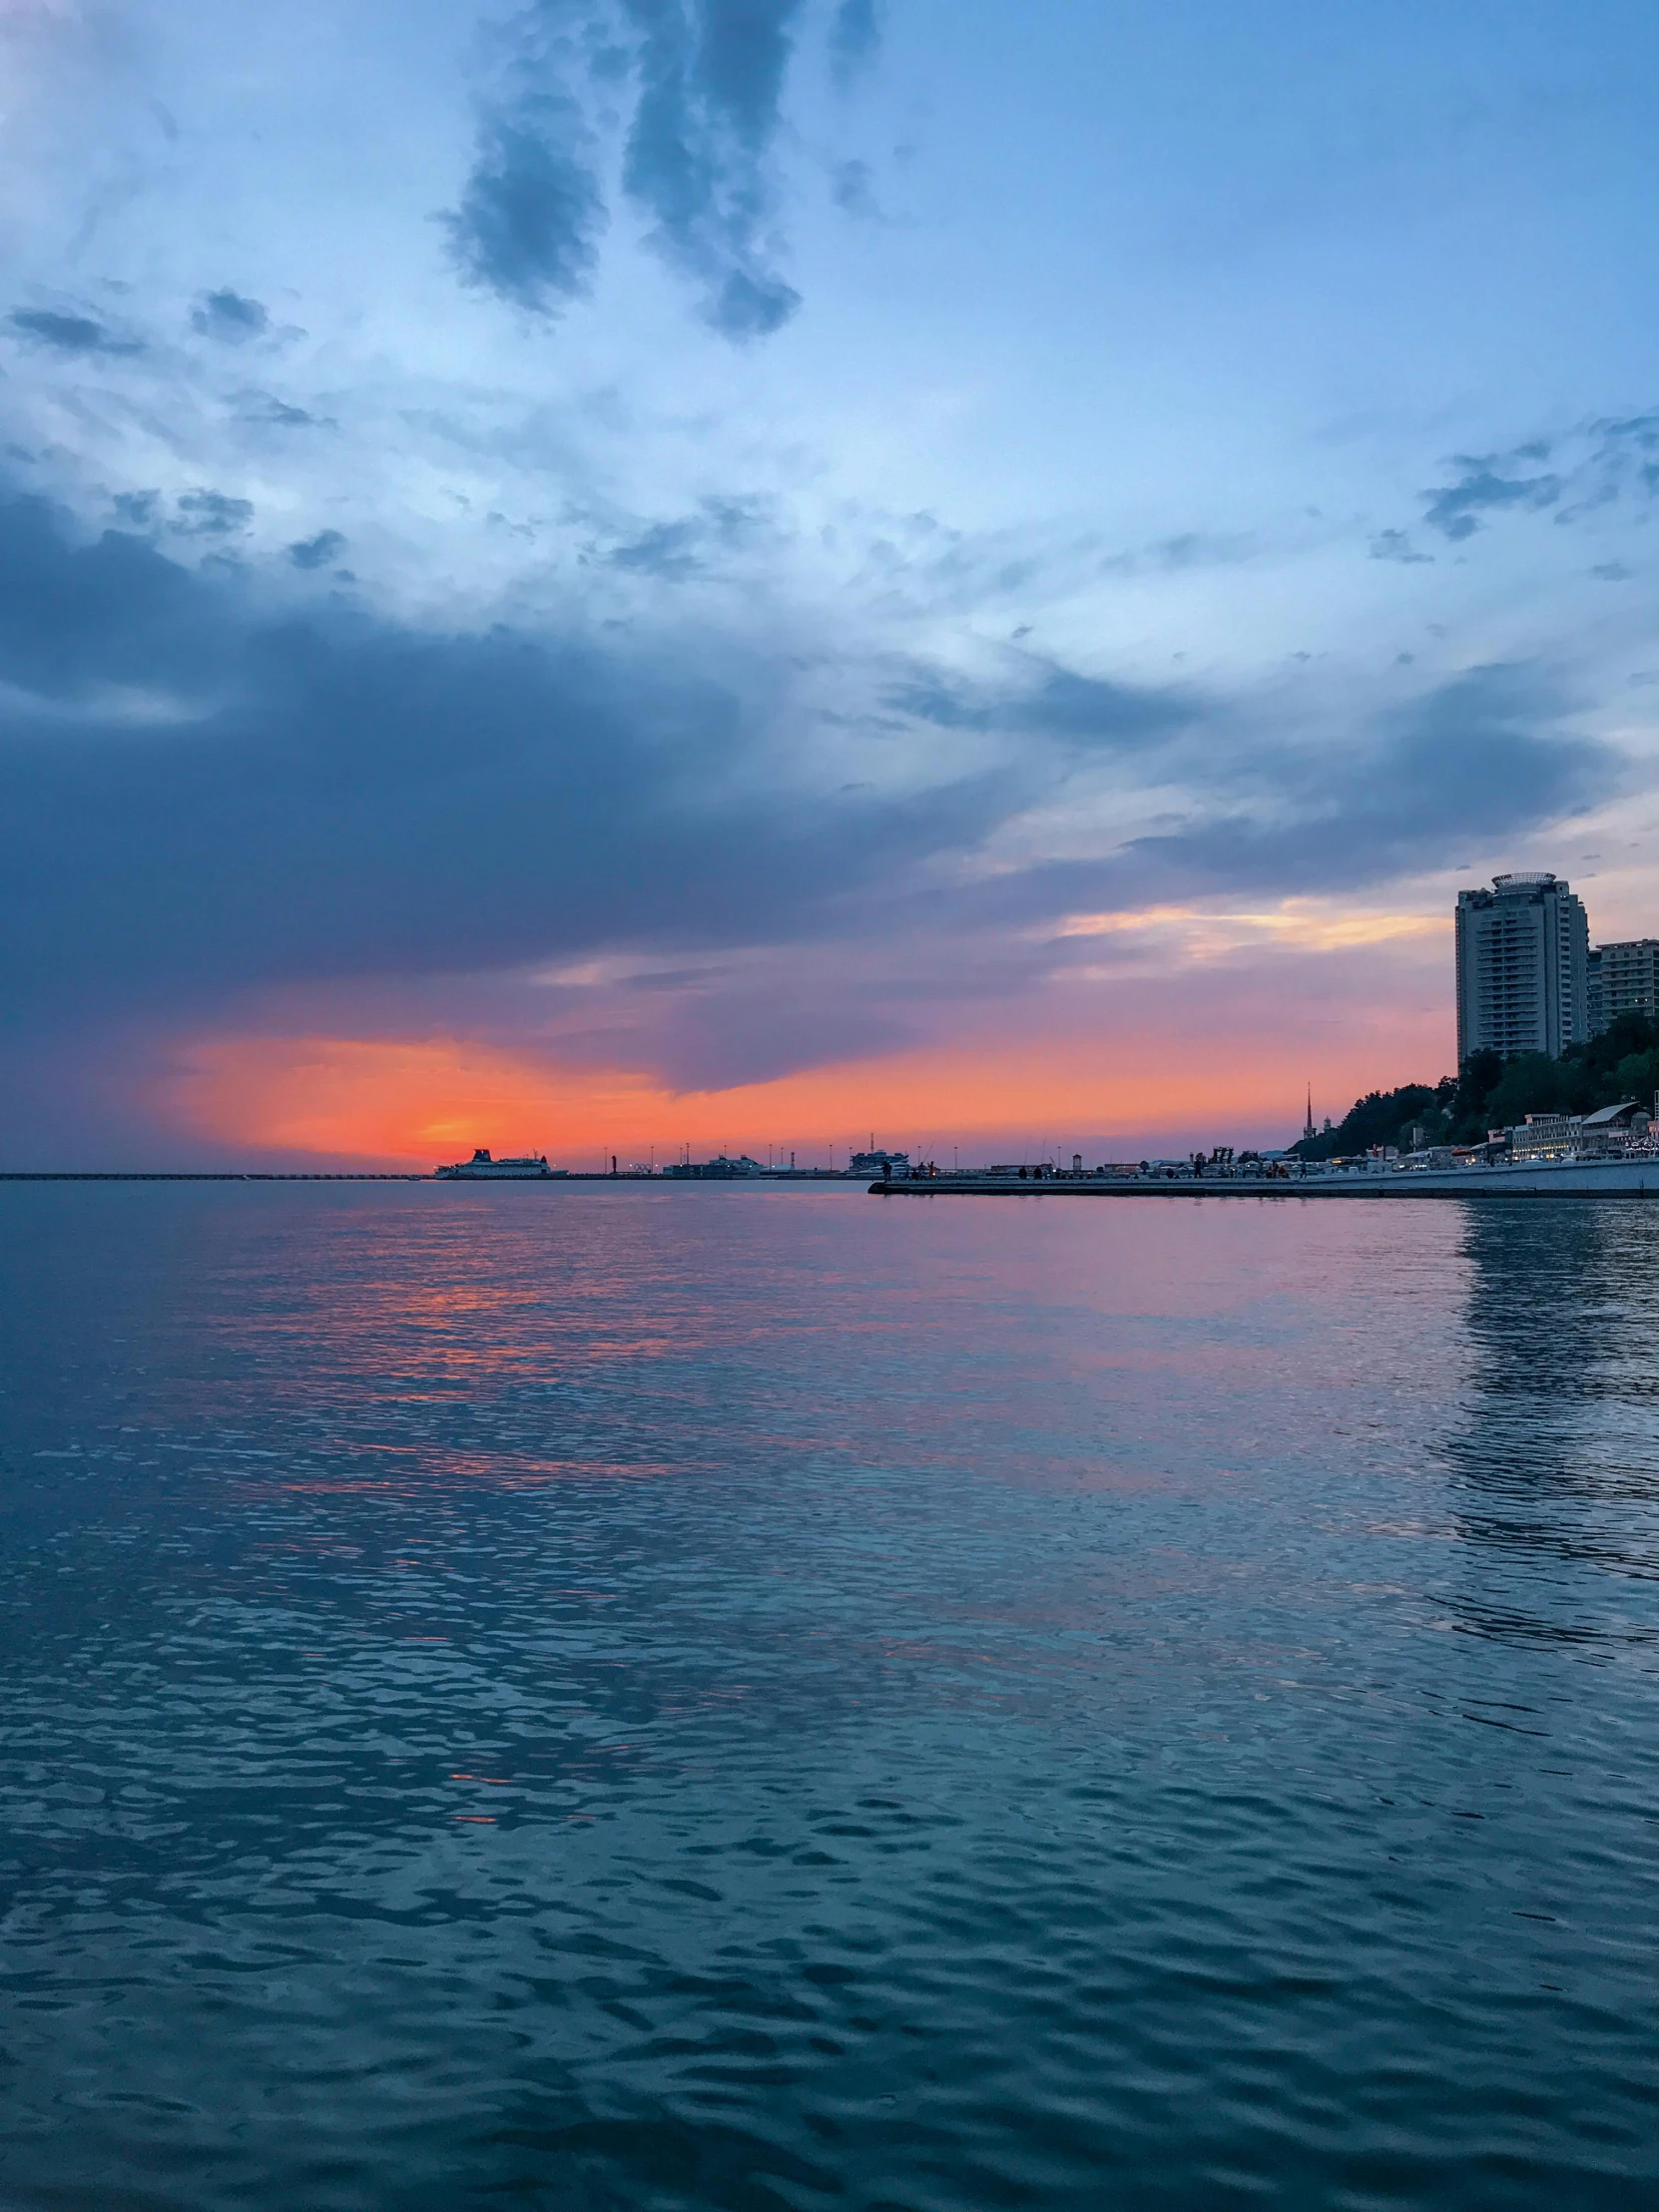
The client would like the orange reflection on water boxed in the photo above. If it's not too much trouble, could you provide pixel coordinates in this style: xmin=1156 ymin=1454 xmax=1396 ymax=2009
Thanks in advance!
xmin=276 ymin=1459 xmax=674 ymax=1495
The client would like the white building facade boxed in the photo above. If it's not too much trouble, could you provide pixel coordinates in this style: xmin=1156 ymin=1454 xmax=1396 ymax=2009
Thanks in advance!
xmin=1454 ymin=872 xmax=1589 ymax=1064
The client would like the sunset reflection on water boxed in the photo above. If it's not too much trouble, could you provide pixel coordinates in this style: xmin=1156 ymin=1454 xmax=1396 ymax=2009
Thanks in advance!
xmin=1 ymin=1181 xmax=1657 ymax=2211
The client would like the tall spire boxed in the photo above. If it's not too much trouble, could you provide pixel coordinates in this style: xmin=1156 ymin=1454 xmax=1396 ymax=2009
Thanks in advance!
xmin=1303 ymin=1084 xmax=1316 ymax=1141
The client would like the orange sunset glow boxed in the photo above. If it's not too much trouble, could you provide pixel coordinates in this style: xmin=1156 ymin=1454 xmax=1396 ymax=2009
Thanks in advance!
xmin=167 ymin=984 xmax=1451 ymax=1168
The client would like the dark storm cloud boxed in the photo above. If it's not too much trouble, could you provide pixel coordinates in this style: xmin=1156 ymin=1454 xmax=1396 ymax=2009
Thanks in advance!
xmin=1365 ymin=664 xmax=1614 ymax=837
xmin=7 ymin=307 xmax=143 ymax=356
xmin=0 ymin=491 xmax=1013 ymax=1029
xmin=890 ymin=662 xmax=1196 ymax=749
xmin=0 ymin=496 xmax=229 ymax=698
xmin=1129 ymin=679 xmax=1611 ymax=895
xmin=957 ymin=663 xmax=1620 ymax=934
xmin=443 ymin=97 xmax=606 ymax=312
xmin=1020 ymin=668 xmax=1193 ymax=747
xmin=1 ymin=488 xmax=1626 ymax=1132
xmin=191 ymin=288 xmax=269 ymax=340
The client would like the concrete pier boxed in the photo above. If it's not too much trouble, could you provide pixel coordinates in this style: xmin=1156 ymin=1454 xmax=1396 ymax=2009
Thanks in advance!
xmin=870 ymin=1159 xmax=1659 ymax=1200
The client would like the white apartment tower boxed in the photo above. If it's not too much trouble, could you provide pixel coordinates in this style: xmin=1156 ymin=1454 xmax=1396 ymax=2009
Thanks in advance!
xmin=1454 ymin=872 xmax=1589 ymax=1064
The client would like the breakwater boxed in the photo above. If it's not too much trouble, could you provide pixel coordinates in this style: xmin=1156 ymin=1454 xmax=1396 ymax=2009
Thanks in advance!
xmin=872 ymin=1159 xmax=1659 ymax=1199
xmin=0 ymin=1171 xmax=428 ymax=1183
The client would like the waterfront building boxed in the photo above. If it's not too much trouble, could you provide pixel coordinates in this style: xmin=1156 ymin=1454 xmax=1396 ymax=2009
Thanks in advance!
xmin=1578 ymin=1100 xmax=1652 ymax=1153
xmin=1589 ymin=938 xmax=1659 ymax=1032
xmin=1454 ymin=872 xmax=1589 ymax=1063
xmin=1508 ymin=1114 xmax=1578 ymax=1162
xmin=1507 ymin=1102 xmax=1651 ymax=1163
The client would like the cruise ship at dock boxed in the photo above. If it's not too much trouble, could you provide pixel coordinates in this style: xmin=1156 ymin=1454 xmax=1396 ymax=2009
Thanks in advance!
xmin=433 ymin=1149 xmax=565 ymax=1180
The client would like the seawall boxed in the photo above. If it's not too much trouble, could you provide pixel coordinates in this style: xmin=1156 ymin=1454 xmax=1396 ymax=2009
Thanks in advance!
xmin=870 ymin=1162 xmax=1659 ymax=1200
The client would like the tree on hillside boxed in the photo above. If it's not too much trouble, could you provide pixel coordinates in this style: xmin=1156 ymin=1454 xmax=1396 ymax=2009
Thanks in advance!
xmin=1292 ymin=1079 xmax=1453 ymax=1161
xmin=1290 ymin=1013 xmax=1659 ymax=1158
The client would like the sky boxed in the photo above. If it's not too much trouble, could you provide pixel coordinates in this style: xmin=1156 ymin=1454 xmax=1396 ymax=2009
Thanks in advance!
xmin=3 ymin=0 xmax=1658 ymax=1170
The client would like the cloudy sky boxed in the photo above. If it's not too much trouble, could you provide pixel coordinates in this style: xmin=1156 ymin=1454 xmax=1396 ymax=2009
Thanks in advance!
xmin=4 ymin=0 xmax=1658 ymax=1167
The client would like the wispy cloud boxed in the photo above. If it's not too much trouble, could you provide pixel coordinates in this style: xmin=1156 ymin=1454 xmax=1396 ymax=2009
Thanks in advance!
xmin=8 ymin=306 xmax=143 ymax=356
xmin=286 ymin=528 xmax=345 ymax=570
xmin=1054 ymin=899 xmax=1445 ymax=960
xmin=618 ymin=0 xmax=808 ymax=337
xmin=1370 ymin=527 xmax=1432 ymax=564
xmin=1415 ymin=414 xmax=1659 ymax=541
xmin=191 ymin=288 xmax=269 ymax=341
xmin=443 ymin=0 xmax=879 ymax=340
xmin=1421 ymin=447 xmax=1561 ymax=540
xmin=830 ymin=156 xmax=880 ymax=220
xmin=604 ymin=493 xmax=774 ymax=577
xmin=888 ymin=659 xmax=1198 ymax=751
xmin=174 ymin=488 xmax=253 ymax=537
xmin=829 ymin=0 xmax=883 ymax=91
xmin=444 ymin=94 xmax=607 ymax=313
xmin=932 ymin=662 xmax=1622 ymax=945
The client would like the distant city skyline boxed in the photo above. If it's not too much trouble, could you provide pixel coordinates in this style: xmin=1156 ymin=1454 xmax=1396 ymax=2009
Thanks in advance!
xmin=3 ymin=2 xmax=1658 ymax=1165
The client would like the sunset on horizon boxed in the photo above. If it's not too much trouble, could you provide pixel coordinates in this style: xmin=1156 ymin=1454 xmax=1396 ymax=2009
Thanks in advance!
xmin=5 ymin=11 xmax=1658 ymax=2208
xmin=3 ymin=1 xmax=1656 ymax=1167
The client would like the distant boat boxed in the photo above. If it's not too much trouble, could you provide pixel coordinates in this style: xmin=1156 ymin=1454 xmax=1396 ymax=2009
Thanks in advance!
xmin=433 ymin=1148 xmax=564 ymax=1180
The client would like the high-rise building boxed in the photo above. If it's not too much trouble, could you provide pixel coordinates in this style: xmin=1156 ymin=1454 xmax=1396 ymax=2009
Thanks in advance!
xmin=1589 ymin=938 xmax=1659 ymax=1033
xmin=1454 ymin=872 xmax=1589 ymax=1064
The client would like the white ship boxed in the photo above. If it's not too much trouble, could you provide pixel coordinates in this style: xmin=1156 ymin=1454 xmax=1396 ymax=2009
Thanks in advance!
xmin=433 ymin=1148 xmax=563 ymax=1180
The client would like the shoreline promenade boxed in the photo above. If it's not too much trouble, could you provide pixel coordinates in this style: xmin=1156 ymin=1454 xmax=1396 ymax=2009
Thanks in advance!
xmin=869 ymin=1159 xmax=1659 ymax=1200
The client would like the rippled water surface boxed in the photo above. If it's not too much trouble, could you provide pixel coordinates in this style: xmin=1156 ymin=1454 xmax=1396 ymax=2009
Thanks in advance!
xmin=1 ymin=1183 xmax=1657 ymax=2210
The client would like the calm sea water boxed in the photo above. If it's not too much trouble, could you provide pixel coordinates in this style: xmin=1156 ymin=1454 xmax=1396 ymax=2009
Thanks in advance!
xmin=0 ymin=1183 xmax=1656 ymax=2211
